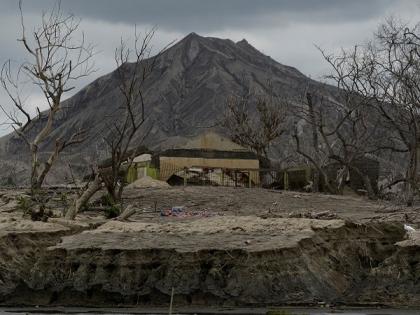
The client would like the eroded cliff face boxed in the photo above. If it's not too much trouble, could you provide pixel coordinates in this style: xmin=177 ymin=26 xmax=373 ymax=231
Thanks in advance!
xmin=353 ymin=232 xmax=420 ymax=305
xmin=0 ymin=216 xmax=418 ymax=307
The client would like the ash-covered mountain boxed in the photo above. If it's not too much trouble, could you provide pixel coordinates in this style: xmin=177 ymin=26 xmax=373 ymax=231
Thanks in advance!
xmin=0 ymin=32 xmax=338 ymax=184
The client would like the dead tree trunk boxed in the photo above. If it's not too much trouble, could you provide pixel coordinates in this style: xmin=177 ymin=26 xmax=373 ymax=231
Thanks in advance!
xmin=65 ymin=174 xmax=102 ymax=220
xmin=307 ymin=92 xmax=320 ymax=192
xmin=0 ymin=1 xmax=94 ymax=197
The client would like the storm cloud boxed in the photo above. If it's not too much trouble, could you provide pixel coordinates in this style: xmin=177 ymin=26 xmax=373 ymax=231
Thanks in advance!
xmin=0 ymin=1 xmax=399 ymax=31
xmin=0 ymin=0 xmax=419 ymax=135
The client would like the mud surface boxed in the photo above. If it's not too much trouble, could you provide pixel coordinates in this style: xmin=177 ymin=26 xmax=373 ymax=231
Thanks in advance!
xmin=0 ymin=187 xmax=419 ymax=308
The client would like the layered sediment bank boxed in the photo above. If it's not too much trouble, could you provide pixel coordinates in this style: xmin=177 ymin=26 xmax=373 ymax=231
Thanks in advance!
xmin=1 ymin=214 xmax=419 ymax=307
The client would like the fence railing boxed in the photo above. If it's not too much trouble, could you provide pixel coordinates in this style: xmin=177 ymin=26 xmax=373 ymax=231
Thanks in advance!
xmin=166 ymin=167 xmax=313 ymax=190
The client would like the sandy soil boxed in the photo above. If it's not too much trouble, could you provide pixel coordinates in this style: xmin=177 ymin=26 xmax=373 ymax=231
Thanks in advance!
xmin=120 ymin=186 xmax=420 ymax=224
xmin=1 ymin=186 xmax=419 ymax=239
xmin=52 ymin=216 xmax=344 ymax=252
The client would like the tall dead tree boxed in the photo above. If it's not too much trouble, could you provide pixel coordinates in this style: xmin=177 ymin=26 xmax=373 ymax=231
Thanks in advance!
xmin=222 ymin=88 xmax=287 ymax=159
xmin=100 ymin=28 xmax=159 ymax=206
xmin=293 ymin=91 xmax=339 ymax=194
xmin=66 ymin=28 xmax=169 ymax=219
xmin=0 ymin=1 xmax=94 ymax=195
xmin=292 ymin=91 xmax=327 ymax=193
xmin=305 ymin=92 xmax=321 ymax=192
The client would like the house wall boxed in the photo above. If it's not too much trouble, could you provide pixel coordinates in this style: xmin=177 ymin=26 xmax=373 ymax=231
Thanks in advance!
xmin=159 ymin=156 xmax=259 ymax=183
xmin=126 ymin=161 xmax=158 ymax=184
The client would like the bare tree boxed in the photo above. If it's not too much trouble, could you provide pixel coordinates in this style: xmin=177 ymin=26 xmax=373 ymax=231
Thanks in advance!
xmin=66 ymin=28 xmax=170 ymax=219
xmin=293 ymin=85 xmax=382 ymax=199
xmin=99 ymin=28 xmax=158 ymax=207
xmin=222 ymin=88 xmax=287 ymax=159
xmin=319 ymin=18 xmax=420 ymax=204
xmin=0 ymin=1 xmax=94 ymax=195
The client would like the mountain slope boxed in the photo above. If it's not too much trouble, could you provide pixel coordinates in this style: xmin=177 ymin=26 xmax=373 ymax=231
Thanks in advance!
xmin=0 ymin=32 xmax=337 ymax=184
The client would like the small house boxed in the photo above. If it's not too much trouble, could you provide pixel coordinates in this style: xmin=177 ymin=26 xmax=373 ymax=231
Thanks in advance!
xmin=150 ymin=132 xmax=260 ymax=186
xmin=126 ymin=153 xmax=158 ymax=183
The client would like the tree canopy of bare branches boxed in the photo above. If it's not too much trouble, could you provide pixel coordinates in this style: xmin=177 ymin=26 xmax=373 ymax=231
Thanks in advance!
xmin=318 ymin=18 xmax=420 ymax=203
xmin=222 ymin=87 xmax=287 ymax=159
xmin=293 ymin=86 xmax=381 ymax=198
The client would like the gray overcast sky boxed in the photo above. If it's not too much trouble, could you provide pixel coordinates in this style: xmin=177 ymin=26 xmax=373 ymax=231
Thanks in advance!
xmin=1 ymin=0 xmax=420 ymax=135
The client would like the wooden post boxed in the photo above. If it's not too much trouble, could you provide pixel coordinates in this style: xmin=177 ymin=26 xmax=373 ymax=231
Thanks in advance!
xmin=169 ymin=287 xmax=174 ymax=315
xmin=305 ymin=167 xmax=311 ymax=186
xmin=221 ymin=169 xmax=225 ymax=186
xmin=248 ymin=171 xmax=252 ymax=188
xmin=284 ymin=171 xmax=289 ymax=190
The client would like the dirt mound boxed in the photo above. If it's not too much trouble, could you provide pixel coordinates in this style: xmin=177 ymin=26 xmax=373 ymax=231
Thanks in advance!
xmin=126 ymin=176 xmax=170 ymax=189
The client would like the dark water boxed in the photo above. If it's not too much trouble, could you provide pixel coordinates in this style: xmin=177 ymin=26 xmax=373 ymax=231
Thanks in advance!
xmin=1 ymin=308 xmax=420 ymax=315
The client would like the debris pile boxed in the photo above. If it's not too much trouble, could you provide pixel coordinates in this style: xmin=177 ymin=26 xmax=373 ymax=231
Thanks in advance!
xmin=160 ymin=206 xmax=220 ymax=218
xmin=288 ymin=210 xmax=338 ymax=220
